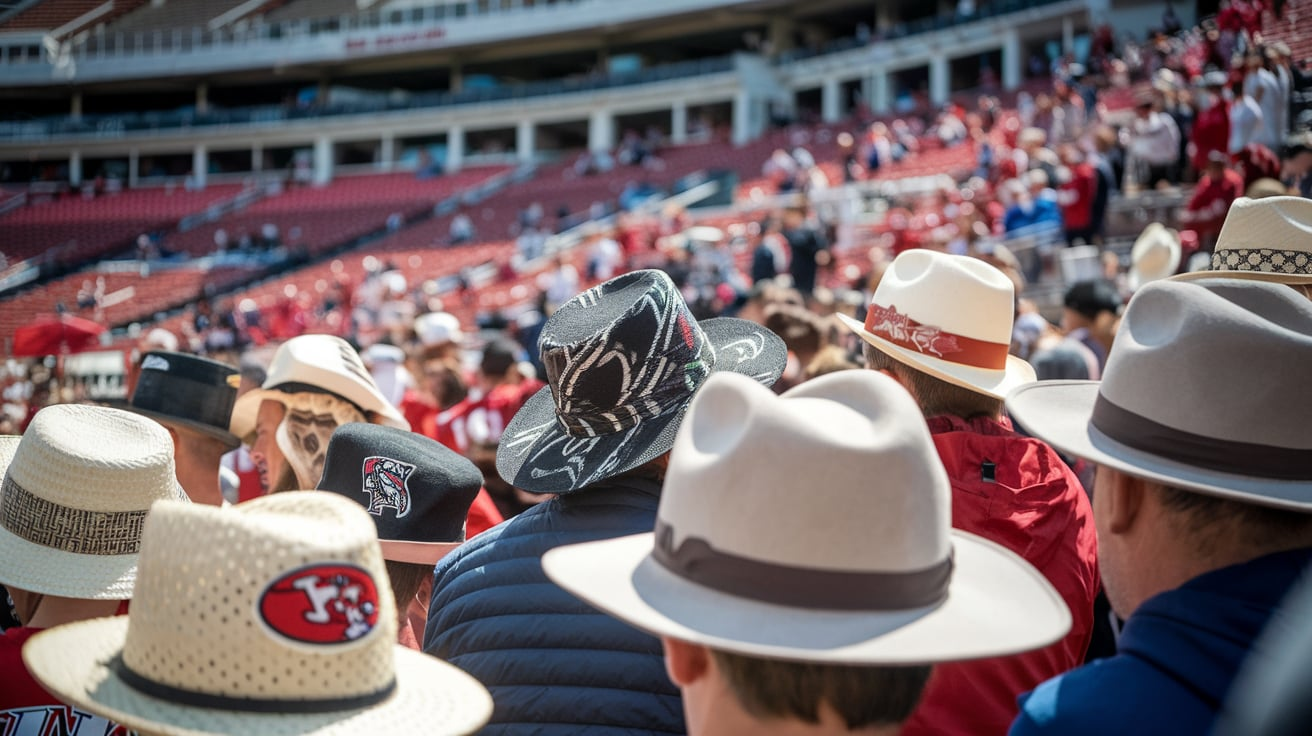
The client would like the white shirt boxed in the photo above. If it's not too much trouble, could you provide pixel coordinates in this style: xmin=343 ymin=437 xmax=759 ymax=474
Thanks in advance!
xmin=1229 ymin=95 xmax=1263 ymax=154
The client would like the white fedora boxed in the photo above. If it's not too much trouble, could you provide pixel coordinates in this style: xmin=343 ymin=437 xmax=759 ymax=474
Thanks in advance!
xmin=836 ymin=249 xmax=1036 ymax=399
xmin=1128 ymin=222 xmax=1182 ymax=290
xmin=1008 ymin=278 xmax=1312 ymax=510
xmin=230 ymin=334 xmax=409 ymax=440
xmin=1174 ymin=196 xmax=1312 ymax=285
xmin=24 ymin=491 xmax=492 ymax=736
xmin=0 ymin=404 xmax=185 ymax=600
xmin=543 ymin=370 xmax=1070 ymax=665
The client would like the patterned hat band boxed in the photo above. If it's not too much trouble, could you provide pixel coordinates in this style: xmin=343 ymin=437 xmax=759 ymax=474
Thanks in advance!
xmin=1211 ymin=248 xmax=1312 ymax=275
xmin=0 ymin=476 xmax=146 ymax=556
xmin=864 ymin=302 xmax=1010 ymax=370
xmin=553 ymin=328 xmax=716 ymax=439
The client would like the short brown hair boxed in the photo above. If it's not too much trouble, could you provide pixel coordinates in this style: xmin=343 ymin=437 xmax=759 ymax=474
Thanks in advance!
xmin=384 ymin=560 xmax=431 ymax=623
xmin=1154 ymin=484 xmax=1312 ymax=554
xmin=712 ymin=648 xmax=931 ymax=729
xmin=863 ymin=343 xmax=1003 ymax=420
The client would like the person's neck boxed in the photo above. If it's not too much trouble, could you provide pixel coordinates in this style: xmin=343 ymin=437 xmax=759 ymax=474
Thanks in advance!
xmin=176 ymin=452 xmax=225 ymax=506
xmin=23 ymin=596 xmax=122 ymax=629
xmin=690 ymin=704 xmax=899 ymax=736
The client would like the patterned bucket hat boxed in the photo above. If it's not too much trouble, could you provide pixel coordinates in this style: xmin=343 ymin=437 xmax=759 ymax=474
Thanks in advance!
xmin=497 ymin=269 xmax=787 ymax=494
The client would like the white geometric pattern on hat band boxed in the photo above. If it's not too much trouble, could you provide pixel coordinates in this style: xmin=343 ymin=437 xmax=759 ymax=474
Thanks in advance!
xmin=1212 ymin=248 xmax=1312 ymax=274
xmin=0 ymin=476 xmax=145 ymax=556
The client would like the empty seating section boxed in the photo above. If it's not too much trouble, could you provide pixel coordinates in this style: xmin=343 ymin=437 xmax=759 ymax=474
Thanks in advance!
xmin=0 ymin=184 xmax=245 ymax=268
xmin=262 ymin=0 xmax=364 ymax=25
xmin=161 ymin=168 xmax=507 ymax=258
xmin=0 ymin=264 xmax=256 ymax=339
xmin=0 ymin=0 xmax=147 ymax=31
xmin=106 ymin=0 xmax=262 ymax=33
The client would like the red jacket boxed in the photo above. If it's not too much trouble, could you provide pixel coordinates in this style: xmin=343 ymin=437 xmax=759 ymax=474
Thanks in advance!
xmin=1060 ymin=163 xmax=1097 ymax=231
xmin=900 ymin=415 xmax=1100 ymax=736
xmin=1192 ymin=101 xmax=1231 ymax=173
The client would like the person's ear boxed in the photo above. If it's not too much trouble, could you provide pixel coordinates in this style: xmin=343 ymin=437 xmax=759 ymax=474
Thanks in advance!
xmin=662 ymin=637 xmax=710 ymax=688
xmin=1102 ymin=468 xmax=1146 ymax=536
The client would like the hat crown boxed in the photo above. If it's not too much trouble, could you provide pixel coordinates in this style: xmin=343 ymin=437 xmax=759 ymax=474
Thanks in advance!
xmin=121 ymin=492 xmax=397 ymax=703
xmin=1210 ymin=197 xmax=1312 ymax=277
xmin=131 ymin=351 xmax=239 ymax=442
xmin=7 ymin=405 xmax=176 ymax=512
xmin=539 ymin=270 xmax=714 ymax=437
xmin=872 ymin=250 xmax=1016 ymax=346
xmin=658 ymin=371 xmax=952 ymax=601
xmin=1098 ymin=279 xmax=1312 ymax=459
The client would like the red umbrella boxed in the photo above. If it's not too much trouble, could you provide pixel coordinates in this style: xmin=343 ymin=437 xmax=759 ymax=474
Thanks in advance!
xmin=11 ymin=313 xmax=106 ymax=357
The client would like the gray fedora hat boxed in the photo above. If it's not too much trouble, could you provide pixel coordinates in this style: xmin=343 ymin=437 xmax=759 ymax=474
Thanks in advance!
xmin=1007 ymin=278 xmax=1312 ymax=510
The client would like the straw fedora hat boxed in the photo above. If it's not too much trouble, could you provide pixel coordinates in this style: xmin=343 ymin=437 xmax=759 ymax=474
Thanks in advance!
xmin=0 ymin=404 xmax=184 ymax=600
xmin=24 ymin=492 xmax=493 ymax=736
xmin=1128 ymin=222 xmax=1182 ymax=290
xmin=316 ymin=423 xmax=484 ymax=565
xmin=836 ymin=250 xmax=1036 ymax=400
xmin=497 ymin=269 xmax=786 ymax=494
xmin=129 ymin=351 xmax=241 ymax=450
xmin=1007 ymin=278 xmax=1312 ymax=510
xmin=543 ymin=371 xmax=1070 ymax=664
xmin=230 ymin=334 xmax=409 ymax=440
xmin=1174 ymin=197 xmax=1312 ymax=285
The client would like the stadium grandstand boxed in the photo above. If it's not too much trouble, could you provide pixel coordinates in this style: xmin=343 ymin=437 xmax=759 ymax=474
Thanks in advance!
xmin=0 ymin=0 xmax=1307 ymax=386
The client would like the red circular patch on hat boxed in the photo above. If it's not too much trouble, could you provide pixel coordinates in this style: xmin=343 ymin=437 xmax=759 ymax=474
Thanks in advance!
xmin=257 ymin=563 xmax=381 ymax=645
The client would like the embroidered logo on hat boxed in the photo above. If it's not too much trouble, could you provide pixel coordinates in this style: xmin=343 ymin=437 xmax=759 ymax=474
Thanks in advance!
xmin=141 ymin=354 xmax=170 ymax=372
xmin=257 ymin=563 xmax=381 ymax=646
xmin=361 ymin=456 xmax=415 ymax=519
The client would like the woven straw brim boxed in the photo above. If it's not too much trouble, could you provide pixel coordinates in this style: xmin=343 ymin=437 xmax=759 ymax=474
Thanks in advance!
xmin=24 ymin=617 xmax=493 ymax=736
xmin=1007 ymin=381 xmax=1312 ymax=511
xmin=0 ymin=518 xmax=140 ymax=600
xmin=543 ymin=529 xmax=1071 ymax=665
xmin=497 ymin=317 xmax=786 ymax=494
xmin=836 ymin=313 xmax=1036 ymax=400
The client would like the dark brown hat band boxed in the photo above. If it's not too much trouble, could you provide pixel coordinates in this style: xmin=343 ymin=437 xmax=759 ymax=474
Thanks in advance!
xmin=1 ymin=477 xmax=146 ymax=556
xmin=653 ymin=521 xmax=953 ymax=611
xmin=1091 ymin=395 xmax=1312 ymax=480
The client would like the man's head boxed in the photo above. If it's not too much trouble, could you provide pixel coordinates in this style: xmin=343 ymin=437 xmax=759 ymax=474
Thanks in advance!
xmin=128 ymin=351 xmax=241 ymax=505
xmin=1008 ymin=279 xmax=1312 ymax=619
xmin=837 ymin=250 xmax=1036 ymax=416
xmin=543 ymin=370 xmax=1069 ymax=735
xmin=1061 ymin=279 xmax=1122 ymax=333
xmin=495 ymin=269 xmax=786 ymax=495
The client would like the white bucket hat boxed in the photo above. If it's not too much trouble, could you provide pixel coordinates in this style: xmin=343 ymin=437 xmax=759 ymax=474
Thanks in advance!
xmin=543 ymin=370 xmax=1070 ymax=665
xmin=1128 ymin=222 xmax=1182 ymax=290
xmin=415 ymin=312 xmax=463 ymax=347
xmin=230 ymin=334 xmax=409 ymax=440
xmin=1174 ymin=197 xmax=1312 ymax=285
xmin=0 ymin=404 xmax=185 ymax=600
xmin=1007 ymin=278 xmax=1312 ymax=510
xmin=836 ymin=250 xmax=1036 ymax=399
xmin=23 ymin=491 xmax=493 ymax=736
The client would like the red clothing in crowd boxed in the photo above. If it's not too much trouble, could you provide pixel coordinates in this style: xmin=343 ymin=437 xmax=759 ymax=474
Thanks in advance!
xmin=469 ymin=379 xmax=546 ymax=446
xmin=1185 ymin=168 xmax=1246 ymax=239
xmin=900 ymin=415 xmax=1100 ymax=736
xmin=1059 ymin=162 xmax=1097 ymax=232
xmin=1192 ymin=101 xmax=1231 ymax=173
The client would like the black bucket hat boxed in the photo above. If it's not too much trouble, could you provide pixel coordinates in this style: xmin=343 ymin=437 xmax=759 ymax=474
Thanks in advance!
xmin=316 ymin=423 xmax=484 ymax=565
xmin=129 ymin=351 xmax=241 ymax=450
xmin=497 ymin=269 xmax=787 ymax=494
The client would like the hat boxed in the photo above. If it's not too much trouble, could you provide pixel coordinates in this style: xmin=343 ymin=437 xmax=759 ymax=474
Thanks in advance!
xmin=23 ymin=492 xmax=492 ymax=736
xmin=1174 ymin=197 xmax=1312 ymax=285
xmin=1007 ymin=279 xmax=1312 ymax=510
xmin=1128 ymin=223 xmax=1182 ymax=290
xmin=497 ymin=269 xmax=786 ymax=494
xmin=542 ymin=371 xmax=1071 ymax=664
xmin=129 ymin=351 xmax=241 ymax=450
xmin=415 ymin=312 xmax=463 ymax=347
xmin=836 ymin=250 xmax=1036 ymax=400
xmin=0 ymin=404 xmax=185 ymax=600
xmin=231 ymin=334 xmax=409 ymax=439
xmin=1063 ymin=279 xmax=1123 ymax=321
xmin=317 ymin=424 xmax=483 ymax=565
xmin=1202 ymin=70 xmax=1230 ymax=87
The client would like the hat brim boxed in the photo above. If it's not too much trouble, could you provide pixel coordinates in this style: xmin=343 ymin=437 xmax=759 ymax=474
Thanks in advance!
xmin=0 ymin=523 xmax=138 ymax=600
xmin=1006 ymin=381 xmax=1312 ymax=510
xmin=497 ymin=318 xmax=786 ymax=494
xmin=1171 ymin=270 xmax=1312 ymax=285
xmin=231 ymin=387 xmax=409 ymax=442
xmin=836 ymin=313 xmax=1035 ymax=400
xmin=542 ymin=529 xmax=1070 ymax=665
xmin=126 ymin=407 xmax=241 ymax=451
xmin=23 ymin=617 xmax=493 ymax=736
xmin=379 ymin=539 xmax=463 ymax=566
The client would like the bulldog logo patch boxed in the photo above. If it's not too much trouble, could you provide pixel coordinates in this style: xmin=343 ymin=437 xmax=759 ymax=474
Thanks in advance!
xmin=258 ymin=563 xmax=381 ymax=645
xmin=361 ymin=456 xmax=414 ymax=519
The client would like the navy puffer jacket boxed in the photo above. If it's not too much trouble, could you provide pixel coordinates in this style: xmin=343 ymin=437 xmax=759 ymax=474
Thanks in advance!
xmin=424 ymin=477 xmax=685 ymax=735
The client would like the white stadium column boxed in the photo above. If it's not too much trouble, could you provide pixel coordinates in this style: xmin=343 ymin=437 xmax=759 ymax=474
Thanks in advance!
xmin=732 ymin=90 xmax=752 ymax=146
xmin=930 ymin=54 xmax=949 ymax=107
xmin=192 ymin=144 xmax=208 ymax=189
xmin=1003 ymin=28 xmax=1022 ymax=91
xmin=69 ymin=150 xmax=82 ymax=186
xmin=671 ymin=100 xmax=688 ymax=144
xmin=588 ymin=108 xmax=614 ymax=153
xmin=822 ymin=77 xmax=842 ymax=123
xmin=380 ymin=131 xmax=395 ymax=171
xmin=516 ymin=119 xmax=535 ymax=163
xmin=312 ymin=136 xmax=331 ymax=186
xmin=128 ymin=149 xmax=139 ymax=188
xmin=871 ymin=70 xmax=890 ymax=114
xmin=448 ymin=126 xmax=465 ymax=173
